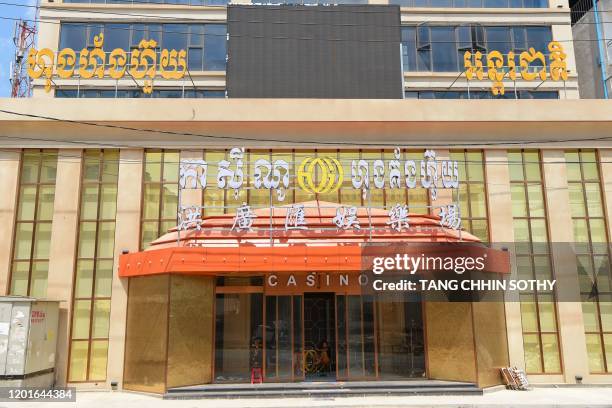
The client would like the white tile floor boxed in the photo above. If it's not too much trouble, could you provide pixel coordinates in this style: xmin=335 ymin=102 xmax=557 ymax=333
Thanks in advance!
xmin=3 ymin=387 xmax=612 ymax=408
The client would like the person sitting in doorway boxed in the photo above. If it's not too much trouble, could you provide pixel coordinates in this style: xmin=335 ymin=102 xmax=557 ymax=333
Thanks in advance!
xmin=316 ymin=339 xmax=331 ymax=374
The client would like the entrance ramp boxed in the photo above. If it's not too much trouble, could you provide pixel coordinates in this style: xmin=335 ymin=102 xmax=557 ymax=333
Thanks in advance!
xmin=164 ymin=380 xmax=482 ymax=399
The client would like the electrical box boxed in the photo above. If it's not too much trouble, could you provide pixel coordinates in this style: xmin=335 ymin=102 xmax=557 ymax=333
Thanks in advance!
xmin=0 ymin=297 xmax=59 ymax=388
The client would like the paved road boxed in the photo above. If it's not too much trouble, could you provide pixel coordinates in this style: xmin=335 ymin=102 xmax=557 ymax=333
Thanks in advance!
xmin=2 ymin=387 xmax=612 ymax=408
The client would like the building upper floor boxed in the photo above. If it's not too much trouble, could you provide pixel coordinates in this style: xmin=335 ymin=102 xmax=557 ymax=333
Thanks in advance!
xmin=30 ymin=0 xmax=578 ymax=98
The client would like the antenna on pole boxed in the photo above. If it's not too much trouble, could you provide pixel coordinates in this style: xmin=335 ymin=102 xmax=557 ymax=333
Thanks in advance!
xmin=9 ymin=19 xmax=37 ymax=98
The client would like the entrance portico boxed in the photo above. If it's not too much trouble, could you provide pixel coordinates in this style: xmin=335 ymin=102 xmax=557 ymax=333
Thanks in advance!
xmin=118 ymin=200 xmax=510 ymax=393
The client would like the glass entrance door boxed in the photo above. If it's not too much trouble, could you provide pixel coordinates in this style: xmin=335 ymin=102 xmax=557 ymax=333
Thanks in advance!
xmin=336 ymin=295 xmax=377 ymax=380
xmin=264 ymin=295 xmax=303 ymax=381
xmin=303 ymin=293 xmax=336 ymax=380
xmin=214 ymin=287 xmax=426 ymax=383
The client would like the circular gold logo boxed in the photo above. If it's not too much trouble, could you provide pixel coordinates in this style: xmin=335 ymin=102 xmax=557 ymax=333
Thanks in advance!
xmin=297 ymin=157 xmax=344 ymax=194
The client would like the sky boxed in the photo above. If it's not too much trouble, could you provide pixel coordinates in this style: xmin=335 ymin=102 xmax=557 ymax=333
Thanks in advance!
xmin=0 ymin=0 xmax=38 ymax=97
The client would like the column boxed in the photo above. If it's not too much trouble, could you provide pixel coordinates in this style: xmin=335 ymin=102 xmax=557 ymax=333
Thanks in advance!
xmin=425 ymin=149 xmax=477 ymax=384
xmin=106 ymin=149 xmax=144 ymax=389
xmin=485 ymin=149 xmax=524 ymax=370
xmin=46 ymin=149 xmax=83 ymax=386
xmin=33 ymin=8 xmax=60 ymax=98
xmin=542 ymin=149 xmax=589 ymax=383
xmin=0 ymin=150 xmax=21 ymax=295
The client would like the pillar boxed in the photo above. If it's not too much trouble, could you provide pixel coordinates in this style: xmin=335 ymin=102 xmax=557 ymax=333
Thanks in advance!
xmin=0 ymin=150 xmax=20 ymax=295
xmin=106 ymin=149 xmax=144 ymax=389
xmin=485 ymin=149 xmax=524 ymax=371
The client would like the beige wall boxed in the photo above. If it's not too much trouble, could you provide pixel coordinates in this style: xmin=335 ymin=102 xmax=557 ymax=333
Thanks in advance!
xmin=484 ymin=150 xmax=524 ymax=371
xmin=46 ymin=149 xmax=83 ymax=386
xmin=0 ymin=150 xmax=20 ymax=295
xmin=105 ymin=149 xmax=144 ymax=389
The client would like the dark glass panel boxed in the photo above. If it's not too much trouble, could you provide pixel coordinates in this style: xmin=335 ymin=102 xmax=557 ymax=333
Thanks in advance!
xmin=265 ymin=296 xmax=277 ymax=378
xmin=163 ymin=24 xmax=188 ymax=50
xmin=277 ymin=296 xmax=293 ymax=378
xmin=347 ymin=296 xmax=364 ymax=377
xmin=336 ymin=295 xmax=347 ymax=378
xmin=431 ymin=27 xmax=458 ymax=72
xmin=401 ymin=27 xmax=417 ymax=72
xmin=204 ymin=25 xmax=227 ymax=70
xmin=104 ymin=24 xmax=130 ymax=50
xmin=60 ymin=24 xmax=86 ymax=50
xmin=214 ymin=293 xmax=263 ymax=382
xmin=486 ymin=26 xmax=512 ymax=55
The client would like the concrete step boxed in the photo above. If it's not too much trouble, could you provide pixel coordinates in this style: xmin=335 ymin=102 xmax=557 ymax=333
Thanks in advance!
xmin=164 ymin=381 xmax=483 ymax=399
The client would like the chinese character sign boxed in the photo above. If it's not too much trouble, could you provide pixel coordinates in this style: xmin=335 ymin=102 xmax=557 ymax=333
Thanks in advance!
xmin=177 ymin=148 xmax=466 ymax=234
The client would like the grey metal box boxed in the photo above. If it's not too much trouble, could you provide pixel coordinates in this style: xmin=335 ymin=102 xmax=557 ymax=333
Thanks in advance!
xmin=0 ymin=297 xmax=59 ymax=387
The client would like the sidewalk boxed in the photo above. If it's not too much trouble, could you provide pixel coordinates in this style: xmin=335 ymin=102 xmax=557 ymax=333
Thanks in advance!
xmin=3 ymin=387 xmax=612 ymax=408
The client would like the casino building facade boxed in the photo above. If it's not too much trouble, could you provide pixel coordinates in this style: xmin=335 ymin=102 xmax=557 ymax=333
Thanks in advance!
xmin=1 ymin=0 xmax=612 ymax=395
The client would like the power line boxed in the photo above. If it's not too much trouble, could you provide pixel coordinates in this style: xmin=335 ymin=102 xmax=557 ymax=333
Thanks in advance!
xmin=0 ymin=144 xmax=607 ymax=172
xmin=2 ymin=108 xmax=612 ymax=148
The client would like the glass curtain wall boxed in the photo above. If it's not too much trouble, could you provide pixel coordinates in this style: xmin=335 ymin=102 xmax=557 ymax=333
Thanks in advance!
xmin=200 ymin=149 xmax=429 ymax=216
xmin=450 ymin=150 xmax=489 ymax=241
xmin=9 ymin=150 xmax=58 ymax=298
xmin=566 ymin=150 xmax=612 ymax=373
xmin=59 ymin=23 xmax=227 ymax=71
xmin=68 ymin=150 xmax=119 ymax=382
xmin=509 ymin=149 xmax=561 ymax=374
xmin=140 ymin=150 xmax=179 ymax=249
xmin=402 ymin=25 xmax=552 ymax=72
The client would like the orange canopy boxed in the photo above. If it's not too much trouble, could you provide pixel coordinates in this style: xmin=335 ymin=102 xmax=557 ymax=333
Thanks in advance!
xmin=118 ymin=200 xmax=509 ymax=277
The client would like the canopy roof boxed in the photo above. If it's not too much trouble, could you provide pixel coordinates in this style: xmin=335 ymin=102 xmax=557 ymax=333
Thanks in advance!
xmin=119 ymin=201 xmax=509 ymax=277
xmin=149 ymin=200 xmax=479 ymax=249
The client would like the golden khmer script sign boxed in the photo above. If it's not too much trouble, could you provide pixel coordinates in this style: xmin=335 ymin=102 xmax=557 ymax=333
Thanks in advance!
xmin=27 ymin=33 xmax=187 ymax=94
xmin=464 ymin=41 xmax=568 ymax=95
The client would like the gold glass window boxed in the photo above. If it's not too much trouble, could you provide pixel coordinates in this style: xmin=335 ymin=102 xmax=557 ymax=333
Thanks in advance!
xmin=197 ymin=149 xmax=427 ymax=228
xmin=509 ymin=150 xmax=561 ymax=374
xmin=68 ymin=150 xmax=119 ymax=382
xmin=202 ymin=150 xmax=227 ymax=216
xmin=10 ymin=150 xmax=58 ymax=298
xmin=449 ymin=150 xmax=488 ymax=241
xmin=566 ymin=150 xmax=612 ymax=373
xmin=140 ymin=150 xmax=179 ymax=249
